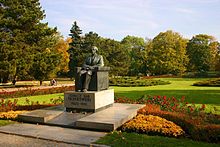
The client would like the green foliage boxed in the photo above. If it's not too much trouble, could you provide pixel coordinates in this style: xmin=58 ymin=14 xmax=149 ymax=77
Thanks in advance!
xmin=186 ymin=34 xmax=219 ymax=72
xmin=0 ymin=0 xmax=60 ymax=82
xmin=193 ymin=78 xmax=220 ymax=87
xmin=148 ymin=30 xmax=189 ymax=75
xmin=101 ymin=39 xmax=130 ymax=76
xmin=68 ymin=21 xmax=84 ymax=78
xmin=109 ymin=76 xmax=170 ymax=87
xmin=83 ymin=31 xmax=100 ymax=49
xmin=96 ymin=131 xmax=219 ymax=147
xmin=30 ymin=51 xmax=61 ymax=84
xmin=0 ymin=120 xmax=15 ymax=126
xmin=121 ymin=35 xmax=148 ymax=75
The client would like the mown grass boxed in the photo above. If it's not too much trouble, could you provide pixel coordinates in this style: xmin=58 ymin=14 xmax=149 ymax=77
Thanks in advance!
xmin=95 ymin=131 xmax=219 ymax=147
xmin=6 ymin=78 xmax=220 ymax=113
xmin=113 ymin=78 xmax=220 ymax=114
xmin=0 ymin=120 xmax=15 ymax=126
xmin=8 ymin=93 xmax=64 ymax=105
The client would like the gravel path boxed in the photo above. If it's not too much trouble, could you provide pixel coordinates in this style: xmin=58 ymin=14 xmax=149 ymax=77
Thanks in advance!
xmin=0 ymin=132 xmax=86 ymax=147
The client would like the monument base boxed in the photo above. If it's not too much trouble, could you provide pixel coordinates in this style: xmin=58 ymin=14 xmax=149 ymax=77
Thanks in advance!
xmin=64 ymin=89 xmax=114 ymax=113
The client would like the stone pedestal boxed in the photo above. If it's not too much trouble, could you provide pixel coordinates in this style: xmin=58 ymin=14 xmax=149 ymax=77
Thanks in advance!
xmin=64 ymin=89 xmax=114 ymax=112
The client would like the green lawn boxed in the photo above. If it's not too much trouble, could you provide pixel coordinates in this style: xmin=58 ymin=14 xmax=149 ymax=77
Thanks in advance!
xmin=0 ymin=120 xmax=15 ymax=126
xmin=7 ymin=78 xmax=220 ymax=113
xmin=114 ymin=78 xmax=220 ymax=104
xmin=95 ymin=131 xmax=219 ymax=147
xmin=113 ymin=78 xmax=220 ymax=113
xmin=9 ymin=93 xmax=64 ymax=105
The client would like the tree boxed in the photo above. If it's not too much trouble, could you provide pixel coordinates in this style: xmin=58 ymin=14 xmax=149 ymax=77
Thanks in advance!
xmin=31 ymin=51 xmax=61 ymax=85
xmin=83 ymin=31 xmax=100 ymax=49
xmin=0 ymin=0 xmax=58 ymax=83
xmin=186 ymin=34 xmax=218 ymax=72
xmin=30 ymin=32 xmax=62 ymax=85
xmin=121 ymin=35 xmax=147 ymax=76
xmin=99 ymin=39 xmax=130 ymax=76
xmin=209 ymin=41 xmax=220 ymax=71
xmin=54 ymin=37 xmax=70 ymax=77
xmin=68 ymin=21 xmax=83 ymax=78
xmin=148 ymin=30 xmax=188 ymax=75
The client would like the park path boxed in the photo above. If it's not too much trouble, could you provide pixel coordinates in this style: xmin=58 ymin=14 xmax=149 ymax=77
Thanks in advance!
xmin=0 ymin=123 xmax=108 ymax=147
xmin=0 ymin=132 xmax=84 ymax=147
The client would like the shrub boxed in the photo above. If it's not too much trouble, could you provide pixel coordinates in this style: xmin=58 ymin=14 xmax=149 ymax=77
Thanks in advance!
xmin=193 ymin=78 xmax=220 ymax=87
xmin=122 ymin=114 xmax=185 ymax=137
xmin=109 ymin=76 xmax=170 ymax=87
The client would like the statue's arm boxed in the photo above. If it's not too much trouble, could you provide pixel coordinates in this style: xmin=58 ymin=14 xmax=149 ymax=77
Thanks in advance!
xmin=96 ymin=55 xmax=104 ymax=67
xmin=82 ymin=57 xmax=91 ymax=69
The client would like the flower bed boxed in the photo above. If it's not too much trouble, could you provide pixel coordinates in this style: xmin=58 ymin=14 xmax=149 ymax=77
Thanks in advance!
xmin=0 ymin=97 xmax=63 ymax=112
xmin=122 ymin=114 xmax=185 ymax=137
xmin=115 ymin=96 xmax=220 ymax=143
xmin=0 ymin=111 xmax=27 ymax=120
xmin=0 ymin=85 xmax=74 ymax=98
xmin=138 ymin=106 xmax=220 ymax=143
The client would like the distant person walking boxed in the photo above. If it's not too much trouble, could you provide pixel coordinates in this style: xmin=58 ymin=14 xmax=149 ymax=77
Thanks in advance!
xmin=50 ymin=79 xmax=57 ymax=86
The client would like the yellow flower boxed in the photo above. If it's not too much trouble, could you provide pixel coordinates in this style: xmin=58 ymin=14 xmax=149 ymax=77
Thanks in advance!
xmin=122 ymin=114 xmax=185 ymax=137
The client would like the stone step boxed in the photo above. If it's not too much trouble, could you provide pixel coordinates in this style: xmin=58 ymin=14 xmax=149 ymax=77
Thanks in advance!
xmin=18 ymin=103 xmax=145 ymax=131
xmin=0 ymin=123 xmax=106 ymax=146
xmin=18 ymin=105 xmax=64 ymax=123
xmin=75 ymin=103 xmax=145 ymax=131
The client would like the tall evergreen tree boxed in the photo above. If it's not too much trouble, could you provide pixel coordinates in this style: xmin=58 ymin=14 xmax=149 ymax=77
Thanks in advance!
xmin=0 ymin=0 xmax=59 ymax=83
xmin=68 ymin=21 xmax=83 ymax=78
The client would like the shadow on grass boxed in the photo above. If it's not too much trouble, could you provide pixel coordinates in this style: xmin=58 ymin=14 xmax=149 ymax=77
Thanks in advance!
xmin=115 ymin=89 xmax=220 ymax=105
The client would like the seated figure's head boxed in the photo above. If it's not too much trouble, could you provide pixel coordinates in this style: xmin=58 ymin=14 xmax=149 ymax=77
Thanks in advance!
xmin=92 ymin=46 xmax=98 ymax=54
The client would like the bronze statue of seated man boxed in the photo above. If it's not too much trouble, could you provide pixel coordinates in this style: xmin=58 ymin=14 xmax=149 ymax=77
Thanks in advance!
xmin=79 ymin=46 xmax=104 ymax=92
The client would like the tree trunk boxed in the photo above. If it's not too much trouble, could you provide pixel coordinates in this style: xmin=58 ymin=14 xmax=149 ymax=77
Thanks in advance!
xmin=40 ymin=80 xmax=43 ymax=86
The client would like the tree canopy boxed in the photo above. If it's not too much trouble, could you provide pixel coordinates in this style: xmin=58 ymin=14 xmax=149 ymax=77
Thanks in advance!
xmin=147 ymin=30 xmax=189 ymax=75
xmin=186 ymin=34 xmax=218 ymax=72
xmin=0 ymin=0 xmax=61 ymax=83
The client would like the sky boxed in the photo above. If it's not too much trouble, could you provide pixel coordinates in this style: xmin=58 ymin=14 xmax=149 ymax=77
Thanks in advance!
xmin=39 ymin=0 xmax=220 ymax=41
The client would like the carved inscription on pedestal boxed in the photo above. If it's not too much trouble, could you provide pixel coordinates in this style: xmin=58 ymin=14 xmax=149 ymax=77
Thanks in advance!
xmin=64 ymin=92 xmax=95 ymax=109
xmin=67 ymin=93 xmax=92 ymax=107
xmin=64 ymin=89 xmax=114 ymax=111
